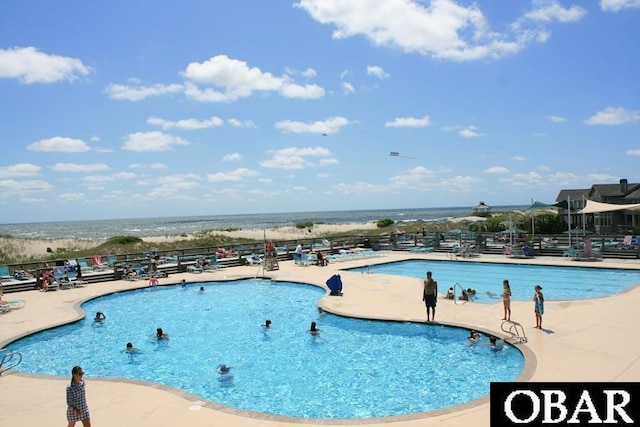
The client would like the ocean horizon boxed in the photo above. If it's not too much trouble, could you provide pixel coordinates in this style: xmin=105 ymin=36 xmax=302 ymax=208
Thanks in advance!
xmin=0 ymin=205 xmax=527 ymax=241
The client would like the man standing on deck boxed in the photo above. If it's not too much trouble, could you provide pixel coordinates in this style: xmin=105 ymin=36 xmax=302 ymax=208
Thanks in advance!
xmin=423 ymin=271 xmax=438 ymax=323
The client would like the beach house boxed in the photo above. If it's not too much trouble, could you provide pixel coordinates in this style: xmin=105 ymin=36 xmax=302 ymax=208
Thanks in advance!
xmin=556 ymin=178 xmax=640 ymax=233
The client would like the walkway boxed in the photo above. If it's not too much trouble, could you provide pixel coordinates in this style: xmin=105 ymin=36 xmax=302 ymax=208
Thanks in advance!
xmin=1 ymin=252 xmax=639 ymax=426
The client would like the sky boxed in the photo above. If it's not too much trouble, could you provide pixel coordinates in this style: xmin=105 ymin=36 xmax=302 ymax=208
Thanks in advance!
xmin=1 ymin=0 xmax=639 ymax=223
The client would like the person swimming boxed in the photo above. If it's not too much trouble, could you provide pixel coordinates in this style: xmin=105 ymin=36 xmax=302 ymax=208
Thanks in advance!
xmin=308 ymin=321 xmax=320 ymax=336
xmin=217 ymin=364 xmax=231 ymax=374
xmin=94 ymin=311 xmax=106 ymax=322
xmin=199 ymin=286 xmax=205 ymax=292
xmin=123 ymin=342 xmax=140 ymax=354
xmin=467 ymin=330 xmax=480 ymax=344
xmin=262 ymin=319 xmax=271 ymax=329
xmin=156 ymin=327 xmax=169 ymax=339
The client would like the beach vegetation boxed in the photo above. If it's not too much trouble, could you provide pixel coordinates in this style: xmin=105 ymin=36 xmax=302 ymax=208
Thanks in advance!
xmin=295 ymin=221 xmax=314 ymax=229
xmin=376 ymin=218 xmax=394 ymax=228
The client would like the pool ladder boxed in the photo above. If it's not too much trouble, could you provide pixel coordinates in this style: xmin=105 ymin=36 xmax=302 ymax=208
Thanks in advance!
xmin=501 ymin=321 xmax=528 ymax=344
xmin=453 ymin=282 xmax=474 ymax=305
xmin=0 ymin=348 xmax=22 ymax=375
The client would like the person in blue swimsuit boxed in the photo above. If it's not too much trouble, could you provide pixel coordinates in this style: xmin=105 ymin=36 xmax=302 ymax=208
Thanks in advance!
xmin=533 ymin=285 xmax=544 ymax=329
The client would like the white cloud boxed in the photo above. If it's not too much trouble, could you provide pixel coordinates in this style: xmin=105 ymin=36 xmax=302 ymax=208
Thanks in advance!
xmin=227 ymin=118 xmax=256 ymax=128
xmin=484 ymin=166 xmax=510 ymax=174
xmin=513 ymin=156 xmax=526 ymax=162
xmin=122 ymin=131 xmax=189 ymax=151
xmin=459 ymin=126 xmax=483 ymax=138
xmin=147 ymin=115 xmax=224 ymax=130
xmin=52 ymin=163 xmax=110 ymax=173
xmin=627 ymin=149 xmax=640 ymax=156
xmin=147 ymin=174 xmax=202 ymax=197
xmin=0 ymin=46 xmax=90 ymax=84
xmin=0 ymin=163 xmax=41 ymax=178
xmin=584 ymin=107 xmax=640 ymax=125
xmin=222 ymin=153 xmax=243 ymax=162
xmin=385 ymin=115 xmax=431 ymax=128
xmin=113 ymin=172 xmax=136 ymax=179
xmin=274 ymin=116 xmax=351 ymax=134
xmin=105 ymin=82 xmax=183 ymax=101
xmin=439 ymin=175 xmax=484 ymax=191
xmin=546 ymin=115 xmax=567 ymax=123
xmin=0 ymin=179 xmax=53 ymax=193
xmin=302 ymin=68 xmax=317 ymax=78
xmin=207 ymin=168 xmax=260 ymax=182
xmin=523 ymin=1 xmax=587 ymax=23
xmin=295 ymin=0 xmax=558 ymax=61
xmin=27 ymin=137 xmax=90 ymax=152
xmin=367 ymin=65 xmax=389 ymax=79
xmin=342 ymin=82 xmax=355 ymax=95
xmin=601 ymin=0 xmax=640 ymax=12
xmin=260 ymin=146 xmax=337 ymax=169
xmin=180 ymin=55 xmax=325 ymax=102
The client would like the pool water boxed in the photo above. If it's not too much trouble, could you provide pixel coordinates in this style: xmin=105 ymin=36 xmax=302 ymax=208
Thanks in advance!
xmin=9 ymin=279 xmax=524 ymax=420
xmin=348 ymin=260 xmax=640 ymax=303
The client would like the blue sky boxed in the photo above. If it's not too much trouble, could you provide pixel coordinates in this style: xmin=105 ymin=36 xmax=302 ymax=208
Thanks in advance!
xmin=1 ymin=0 xmax=639 ymax=223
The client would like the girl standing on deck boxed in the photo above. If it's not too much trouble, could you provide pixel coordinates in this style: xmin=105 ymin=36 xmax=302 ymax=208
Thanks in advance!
xmin=502 ymin=279 xmax=511 ymax=321
xmin=533 ymin=285 xmax=544 ymax=329
xmin=66 ymin=365 xmax=91 ymax=427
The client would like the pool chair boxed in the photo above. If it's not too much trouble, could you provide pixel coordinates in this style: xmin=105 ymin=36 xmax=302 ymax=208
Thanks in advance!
xmin=91 ymin=255 xmax=110 ymax=271
xmin=187 ymin=264 xmax=203 ymax=273
xmin=622 ymin=235 xmax=633 ymax=249
xmin=76 ymin=258 xmax=93 ymax=271
xmin=0 ymin=265 xmax=12 ymax=281
xmin=67 ymin=270 xmax=88 ymax=287
xmin=132 ymin=263 xmax=151 ymax=279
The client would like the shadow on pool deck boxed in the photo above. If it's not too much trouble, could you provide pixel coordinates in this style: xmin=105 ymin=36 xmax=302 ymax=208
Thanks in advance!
xmin=1 ymin=252 xmax=640 ymax=427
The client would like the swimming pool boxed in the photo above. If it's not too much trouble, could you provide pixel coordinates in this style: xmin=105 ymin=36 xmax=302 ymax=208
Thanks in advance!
xmin=8 ymin=279 xmax=524 ymax=420
xmin=347 ymin=260 xmax=640 ymax=303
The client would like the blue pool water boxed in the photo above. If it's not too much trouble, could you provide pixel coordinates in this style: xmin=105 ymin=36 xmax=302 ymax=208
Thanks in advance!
xmin=9 ymin=279 xmax=524 ymax=419
xmin=347 ymin=260 xmax=640 ymax=303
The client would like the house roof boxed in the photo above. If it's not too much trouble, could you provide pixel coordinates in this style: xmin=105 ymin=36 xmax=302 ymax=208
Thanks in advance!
xmin=590 ymin=183 xmax=640 ymax=198
xmin=556 ymin=189 xmax=589 ymax=202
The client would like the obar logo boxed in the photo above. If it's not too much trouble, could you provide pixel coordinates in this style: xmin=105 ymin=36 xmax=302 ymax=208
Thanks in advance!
xmin=491 ymin=382 xmax=639 ymax=426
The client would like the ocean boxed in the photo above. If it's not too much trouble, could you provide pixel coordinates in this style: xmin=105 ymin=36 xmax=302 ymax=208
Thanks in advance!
xmin=0 ymin=205 xmax=526 ymax=241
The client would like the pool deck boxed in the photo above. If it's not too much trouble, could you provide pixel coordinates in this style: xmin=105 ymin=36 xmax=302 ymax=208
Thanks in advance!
xmin=1 ymin=251 xmax=640 ymax=426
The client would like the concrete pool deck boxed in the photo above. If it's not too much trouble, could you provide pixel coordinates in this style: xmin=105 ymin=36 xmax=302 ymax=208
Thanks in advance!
xmin=1 ymin=251 xmax=639 ymax=426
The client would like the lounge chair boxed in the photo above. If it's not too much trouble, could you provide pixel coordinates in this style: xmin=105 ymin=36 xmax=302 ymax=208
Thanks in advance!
xmin=132 ymin=263 xmax=151 ymax=279
xmin=0 ymin=265 xmax=11 ymax=281
xmin=106 ymin=255 xmax=118 ymax=267
xmin=622 ymin=235 xmax=633 ymax=249
xmin=77 ymin=258 xmax=93 ymax=271
xmin=91 ymin=255 xmax=110 ymax=271
xmin=186 ymin=264 xmax=203 ymax=273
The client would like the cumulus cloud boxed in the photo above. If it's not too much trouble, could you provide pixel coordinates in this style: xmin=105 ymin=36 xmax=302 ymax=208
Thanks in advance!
xmin=207 ymin=168 xmax=260 ymax=182
xmin=227 ymin=118 xmax=256 ymax=128
xmin=222 ymin=153 xmax=243 ymax=162
xmin=27 ymin=137 xmax=90 ymax=152
xmin=274 ymin=116 xmax=351 ymax=134
xmin=342 ymin=82 xmax=355 ymax=94
xmin=105 ymin=82 xmax=183 ymax=101
xmin=600 ymin=0 xmax=640 ymax=12
xmin=584 ymin=107 xmax=640 ymax=125
xmin=0 ymin=179 xmax=53 ymax=193
xmin=147 ymin=115 xmax=224 ymax=130
xmin=260 ymin=146 xmax=337 ymax=169
xmin=51 ymin=163 xmax=110 ymax=173
xmin=484 ymin=166 xmax=510 ymax=174
xmin=459 ymin=126 xmax=483 ymax=138
xmin=122 ymin=131 xmax=189 ymax=151
xmin=385 ymin=115 xmax=431 ymax=128
xmin=294 ymin=0 xmax=581 ymax=61
xmin=546 ymin=115 xmax=567 ymax=122
xmin=627 ymin=149 xmax=640 ymax=156
xmin=367 ymin=65 xmax=389 ymax=79
xmin=0 ymin=46 xmax=90 ymax=84
xmin=522 ymin=1 xmax=587 ymax=23
xmin=180 ymin=55 xmax=325 ymax=102
xmin=0 ymin=163 xmax=41 ymax=178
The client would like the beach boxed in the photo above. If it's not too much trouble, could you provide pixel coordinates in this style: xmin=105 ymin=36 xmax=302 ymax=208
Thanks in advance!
xmin=1 ymin=222 xmax=381 ymax=261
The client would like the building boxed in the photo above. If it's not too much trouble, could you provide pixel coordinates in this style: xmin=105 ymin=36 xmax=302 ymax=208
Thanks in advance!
xmin=472 ymin=201 xmax=492 ymax=216
xmin=556 ymin=179 xmax=640 ymax=233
